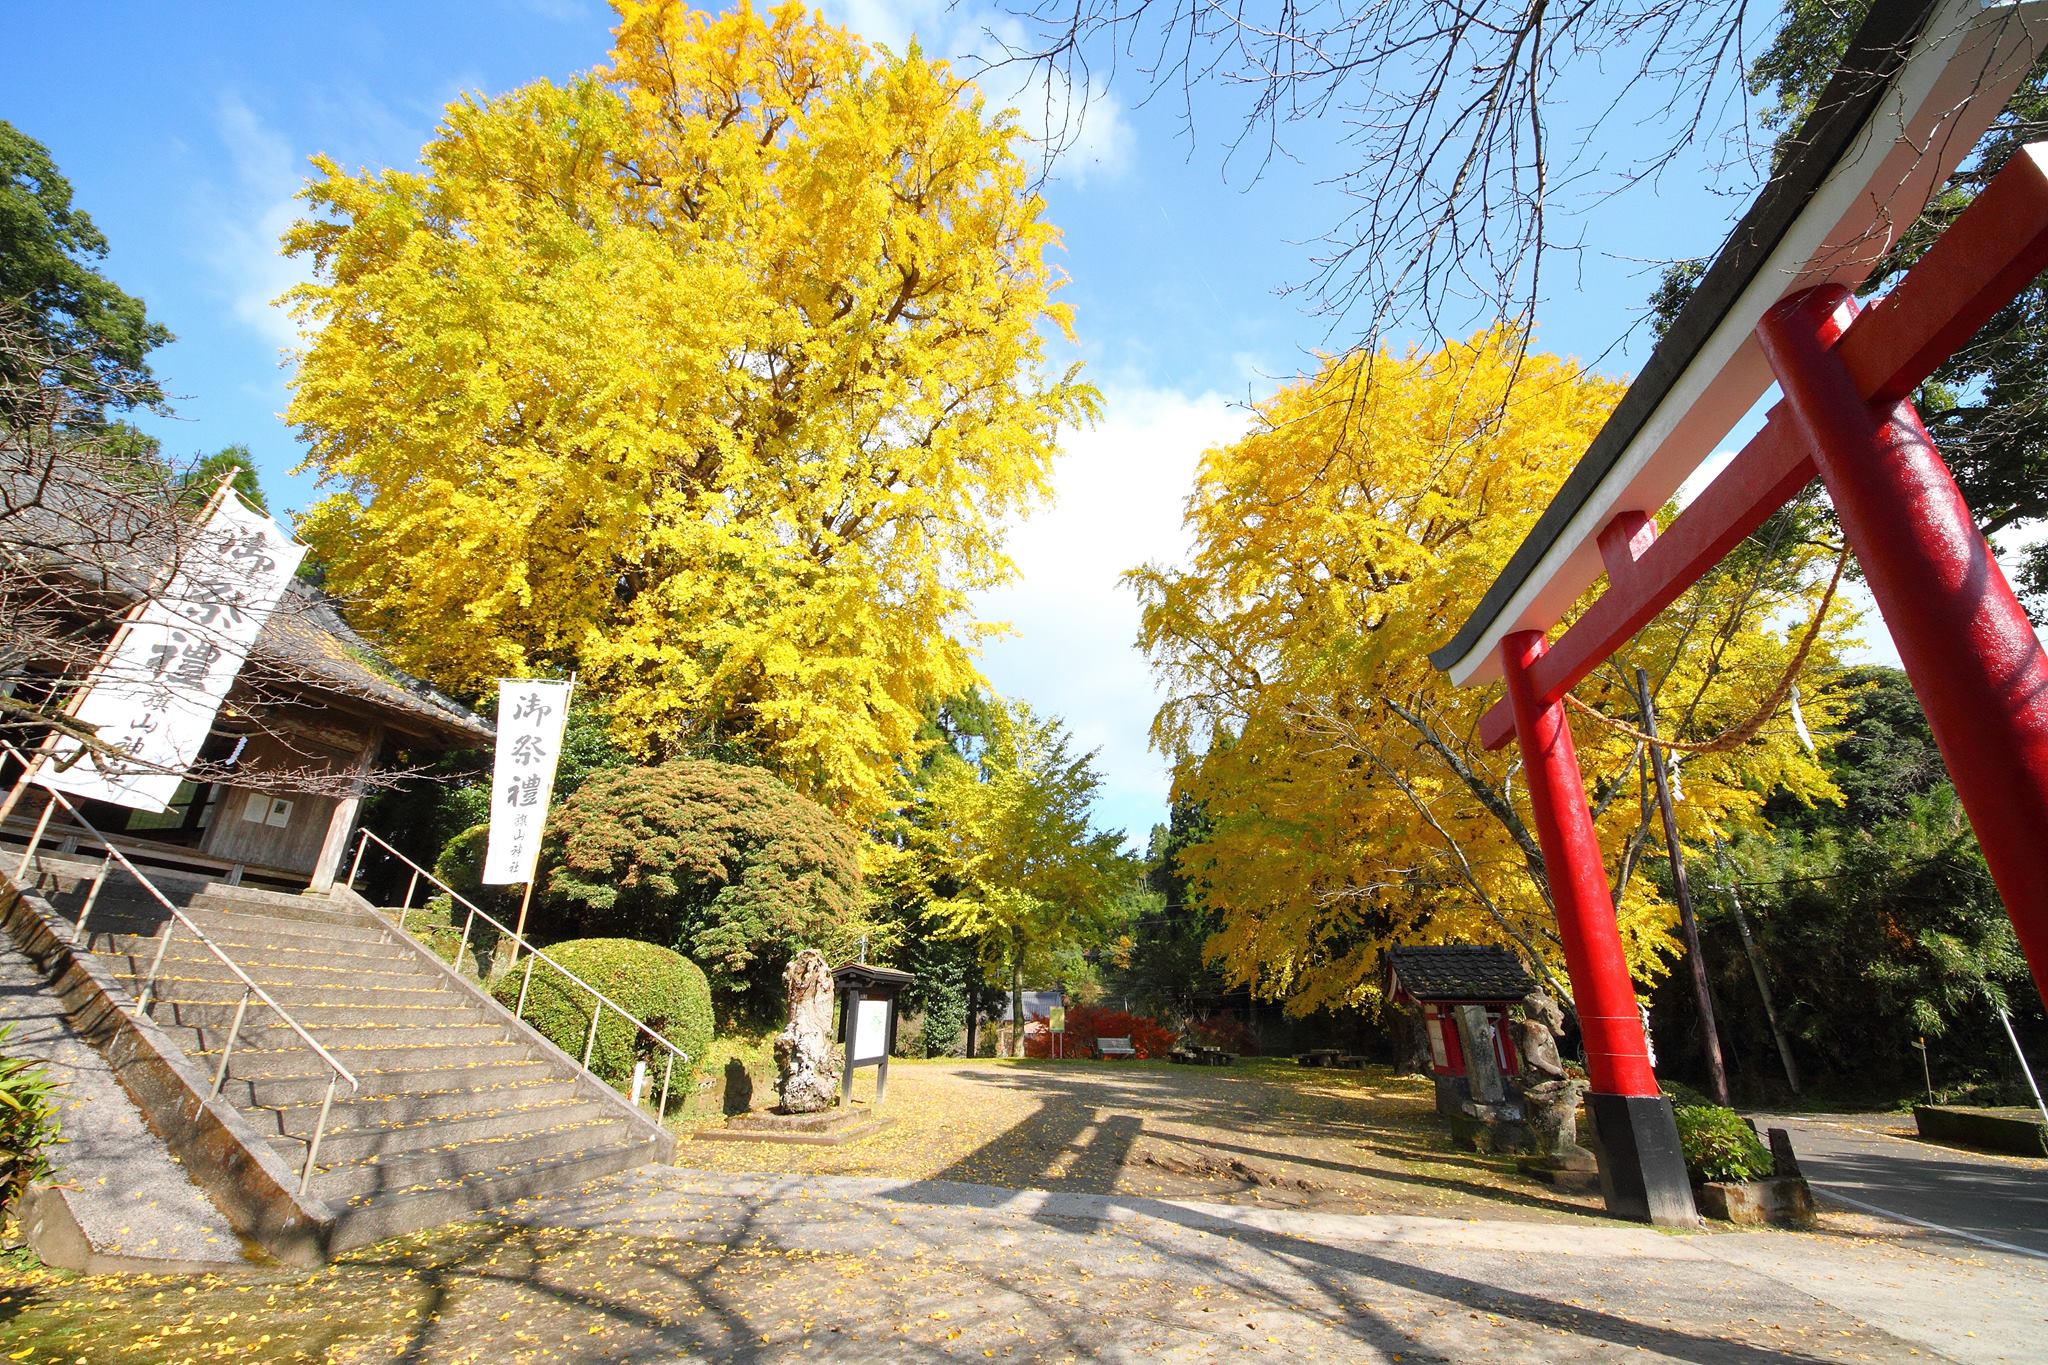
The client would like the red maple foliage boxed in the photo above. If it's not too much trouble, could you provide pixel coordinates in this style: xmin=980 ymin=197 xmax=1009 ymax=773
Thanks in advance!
xmin=1023 ymin=1005 xmax=1176 ymax=1059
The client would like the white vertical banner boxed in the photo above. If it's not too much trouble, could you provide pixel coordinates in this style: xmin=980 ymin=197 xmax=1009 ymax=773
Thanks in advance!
xmin=37 ymin=493 xmax=307 ymax=813
xmin=480 ymin=679 xmax=572 ymax=886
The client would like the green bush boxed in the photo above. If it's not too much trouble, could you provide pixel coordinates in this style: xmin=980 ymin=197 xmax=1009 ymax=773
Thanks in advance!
xmin=0 ymin=1026 xmax=61 ymax=1217
xmin=493 ymin=939 xmax=713 ymax=1103
xmin=1673 ymin=1105 xmax=1774 ymax=1183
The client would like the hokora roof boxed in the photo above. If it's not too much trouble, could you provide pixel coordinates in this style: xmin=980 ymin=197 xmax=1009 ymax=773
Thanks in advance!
xmin=1387 ymin=946 xmax=1536 ymax=1002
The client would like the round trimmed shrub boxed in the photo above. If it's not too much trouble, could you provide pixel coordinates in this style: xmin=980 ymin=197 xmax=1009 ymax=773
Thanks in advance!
xmin=492 ymin=938 xmax=713 ymax=1098
xmin=1672 ymin=1105 xmax=1774 ymax=1184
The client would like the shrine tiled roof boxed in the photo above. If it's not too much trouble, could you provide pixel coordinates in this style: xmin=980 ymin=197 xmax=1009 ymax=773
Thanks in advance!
xmin=1 ymin=456 xmax=490 ymax=748
xmin=1386 ymin=946 xmax=1535 ymax=1002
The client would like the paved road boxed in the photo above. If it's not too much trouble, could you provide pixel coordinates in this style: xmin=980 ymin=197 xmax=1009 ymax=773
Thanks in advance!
xmin=1759 ymin=1111 xmax=2048 ymax=1263
xmin=476 ymin=1166 xmax=2046 ymax=1363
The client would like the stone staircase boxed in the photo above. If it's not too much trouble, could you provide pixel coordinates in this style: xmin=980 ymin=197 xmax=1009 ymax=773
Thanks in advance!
xmin=13 ymin=855 xmax=671 ymax=1255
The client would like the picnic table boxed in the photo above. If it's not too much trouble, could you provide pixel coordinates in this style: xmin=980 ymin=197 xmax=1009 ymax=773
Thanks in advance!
xmin=1296 ymin=1048 xmax=1344 ymax=1067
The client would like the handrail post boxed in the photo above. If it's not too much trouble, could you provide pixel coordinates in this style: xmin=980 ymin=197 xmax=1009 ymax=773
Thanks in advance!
xmin=212 ymin=988 xmax=251 ymax=1097
xmin=15 ymin=799 xmax=54 ymax=879
xmin=137 ymin=916 xmax=177 ymax=1013
xmin=346 ymin=829 xmax=368 ymax=889
xmin=402 ymin=869 xmax=419 ymax=911
xmin=301 ymin=1074 xmax=338 ymax=1195
xmin=583 ymin=1000 xmax=602 ymax=1068
xmin=516 ymin=952 xmax=536 ymax=1018
xmin=659 ymin=1050 xmax=674 ymax=1116
xmin=456 ymin=906 xmax=476 ymax=974
xmin=74 ymin=850 xmax=114 ymax=939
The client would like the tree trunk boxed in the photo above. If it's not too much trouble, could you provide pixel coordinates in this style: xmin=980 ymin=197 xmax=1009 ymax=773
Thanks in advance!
xmin=1009 ymin=938 xmax=1024 ymax=1059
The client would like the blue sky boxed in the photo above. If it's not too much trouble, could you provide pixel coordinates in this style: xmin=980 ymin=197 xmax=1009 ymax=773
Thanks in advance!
xmin=8 ymin=0 xmax=1852 ymax=845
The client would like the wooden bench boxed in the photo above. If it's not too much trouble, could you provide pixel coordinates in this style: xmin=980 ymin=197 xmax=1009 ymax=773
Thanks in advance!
xmin=1095 ymin=1036 xmax=1137 ymax=1059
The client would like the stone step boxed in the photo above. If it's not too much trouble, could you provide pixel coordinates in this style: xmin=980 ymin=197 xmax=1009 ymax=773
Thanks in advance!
xmin=115 ymin=972 xmax=460 ymax=1011
xmin=190 ymin=886 xmax=374 ymax=918
xmin=268 ymin=1097 xmax=619 ymax=1166
xmin=220 ymin=1058 xmax=561 ymax=1108
xmin=86 ymin=906 xmax=395 ymax=951
xmin=169 ymin=1033 xmax=541 ymax=1082
xmin=322 ymin=1133 xmax=662 ymax=1254
xmin=102 ymin=945 xmax=448 ymax=992
xmin=152 ymin=1016 xmax=511 ymax=1057
xmin=308 ymin=1118 xmax=645 ymax=1205
xmin=146 ymin=996 xmax=484 ymax=1033
xmin=92 ymin=929 xmax=419 ymax=970
xmin=243 ymin=1077 xmax=588 ymax=1140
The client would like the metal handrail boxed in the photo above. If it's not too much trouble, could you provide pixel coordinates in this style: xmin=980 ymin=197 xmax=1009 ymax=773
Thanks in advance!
xmin=3 ymin=749 xmax=360 ymax=1195
xmin=346 ymin=828 xmax=688 ymax=1116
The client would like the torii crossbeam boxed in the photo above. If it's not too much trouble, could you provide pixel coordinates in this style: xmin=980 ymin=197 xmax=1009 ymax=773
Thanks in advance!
xmin=1433 ymin=0 xmax=2048 ymax=1224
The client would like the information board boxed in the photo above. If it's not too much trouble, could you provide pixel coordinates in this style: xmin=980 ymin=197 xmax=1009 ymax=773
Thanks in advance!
xmin=851 ymin=998 xmax=891 ymax=1063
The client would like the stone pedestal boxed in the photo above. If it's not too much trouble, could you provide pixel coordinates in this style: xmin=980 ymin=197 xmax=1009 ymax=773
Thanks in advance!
xmin=1585 ymin=1092 xmax=1698 ymax=1226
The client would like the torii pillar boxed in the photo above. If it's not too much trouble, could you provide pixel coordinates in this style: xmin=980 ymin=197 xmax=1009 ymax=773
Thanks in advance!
xmin=1500 ymin=630 xmax=1695 ymax=1225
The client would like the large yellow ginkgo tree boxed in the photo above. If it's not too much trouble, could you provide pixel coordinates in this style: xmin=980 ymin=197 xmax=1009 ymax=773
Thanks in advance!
xmin=283 ymin=0 xmax=1094 ymax=820
xmin=1131 ymin=328 xmax=1855 ymax=1014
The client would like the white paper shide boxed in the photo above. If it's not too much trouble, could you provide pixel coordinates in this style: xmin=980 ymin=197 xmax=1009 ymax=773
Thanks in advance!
xmin=37 ymin=493 xmax=306 ymax=813
xmin=481 ymin=679 xmax=571 ymax=885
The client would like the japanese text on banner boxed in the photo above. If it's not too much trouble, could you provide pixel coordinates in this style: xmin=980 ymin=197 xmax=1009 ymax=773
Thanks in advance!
xmin=481 ymin=679 xmax=571 ymax=885
xmin=38 ymin=493 xmax=307 ymax=813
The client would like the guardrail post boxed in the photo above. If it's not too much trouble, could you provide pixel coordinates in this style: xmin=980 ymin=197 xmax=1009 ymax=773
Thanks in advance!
xmin=301 ymin=1074 xmax=338 ymax=1195
xmin=14 ymin=799 xmax=54 ymax=879
xmin=74 ymin=851 xmax=114 ymax=939
xmin=456 ymin=906 xmax=476 ymax=975
xmin=137 ymin=917 xmax=177 ymax=1014
xmin=516 ymin=952 xmax=536 ymax=1018
xmin=582 ymin=1001 xmax=602 ymax=1068
xmin=659 ymin=1050 xmax=675 ymax=1116
xmin=212 ymin=988 xmax=252 ymax=1097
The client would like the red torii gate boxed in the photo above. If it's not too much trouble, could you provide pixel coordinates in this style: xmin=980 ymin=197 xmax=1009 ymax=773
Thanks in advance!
xmin=1433 ymin=1 xmax=2048 ymax=1224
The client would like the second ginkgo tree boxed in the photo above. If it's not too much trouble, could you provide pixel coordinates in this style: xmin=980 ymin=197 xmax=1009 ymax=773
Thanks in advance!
xmin=1132 ymin=327 xmax=1854 ymax=1016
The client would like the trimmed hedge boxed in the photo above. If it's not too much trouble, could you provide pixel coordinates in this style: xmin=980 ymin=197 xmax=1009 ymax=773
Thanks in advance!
xmin=1673 ymin=1104 xmax=1774 ymax=1183
xmin=493 ymin=939 xmax=713 ymax=1098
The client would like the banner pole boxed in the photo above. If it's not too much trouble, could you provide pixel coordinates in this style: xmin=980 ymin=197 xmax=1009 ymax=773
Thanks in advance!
xmin=512 ymin=877 xmax=536 ymax=964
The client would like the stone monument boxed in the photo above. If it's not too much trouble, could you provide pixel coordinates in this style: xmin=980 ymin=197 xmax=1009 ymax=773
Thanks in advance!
xmin=1512 ymin=990 xmax=1597 ymax=1183
xmin=773 ymin=949 xmax=840 ymax=1114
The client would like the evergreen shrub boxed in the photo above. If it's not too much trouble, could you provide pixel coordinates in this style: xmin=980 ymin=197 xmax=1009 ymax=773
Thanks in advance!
xmin=1673 ymin=1105 xmax=1774 ymax=1184
xmin=542 ymin=762 xmax=861 ymax=1008
xmin=0 ymin=1026 xmax=60 ymax=1217
xmin=493 ymin=938 xmax=713 ymax=1098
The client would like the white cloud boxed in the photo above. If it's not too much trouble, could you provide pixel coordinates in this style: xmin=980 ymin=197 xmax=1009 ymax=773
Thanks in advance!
xmin=823 ymin=0 xmax=1136 ymax=187
xmin=209 ymin=95 xmax=316 ymax=352
xmin=975 ymin=382 xmax=1249 ymax=847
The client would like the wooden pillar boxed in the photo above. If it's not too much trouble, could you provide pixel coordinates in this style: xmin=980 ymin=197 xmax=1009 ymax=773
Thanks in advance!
xmin=309 ymin=723 xmax=383 ymax=892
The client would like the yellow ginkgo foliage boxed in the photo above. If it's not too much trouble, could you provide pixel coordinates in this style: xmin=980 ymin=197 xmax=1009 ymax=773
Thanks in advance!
xmin=284 ymin=0 xmax=1094 ymax=819
xmin=1131 ymin=328 xmax=1856 ymax=1015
